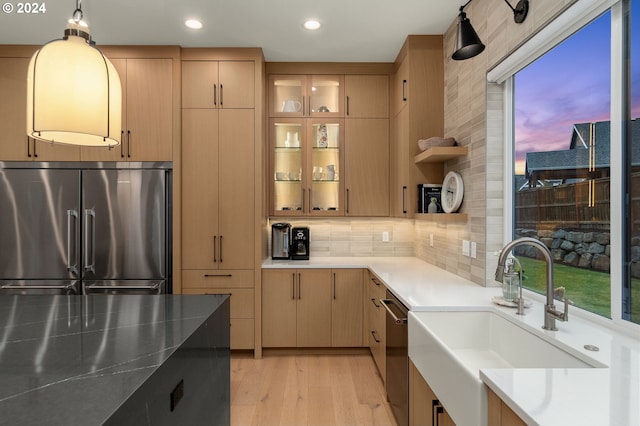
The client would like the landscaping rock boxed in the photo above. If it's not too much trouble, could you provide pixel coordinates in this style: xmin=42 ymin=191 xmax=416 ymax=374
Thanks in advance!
xmin=566 ymin=232 xmax=584 ymax=243
xmin=541 ymin=237 xmax=553 ymax=248
xmin=591 ymin=254 xmax=610 ymax=272
xmin=553 ymin=229 xmax=567 ymax=239
xmin=632 ymin=246 xmax=640 ymax=263
xmin=583 ymin=232 xmax=595 ymax=243
xmin=563 ymin=252 xmax=579 ymax=266
xmin=587 ymin=243 xmax=605 ymax=255
xmin=596 ymin=233 xmax=610 ymax=245
xmin=551 ymin=249 xmax=565 ymax=261
xmin=560 ymin=240 xmax=575 ymax=251
xmin=579 ymin=253 xmax=593 ymax=268
xmin=539 ymin=230 xmax=554 ymax=238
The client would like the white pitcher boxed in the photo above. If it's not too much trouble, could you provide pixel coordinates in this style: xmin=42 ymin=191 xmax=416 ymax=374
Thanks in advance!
xmin=282 ymin=99 xmax=302 ymax=112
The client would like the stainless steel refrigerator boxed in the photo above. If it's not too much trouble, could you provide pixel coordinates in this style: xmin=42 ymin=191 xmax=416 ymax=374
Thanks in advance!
xmin=0 ymin=162 xmax=171 ymax=295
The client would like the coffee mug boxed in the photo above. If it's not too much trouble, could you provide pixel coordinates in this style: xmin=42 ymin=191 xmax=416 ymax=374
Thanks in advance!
xmin=282 ymin=100 xmax=302 ymax=112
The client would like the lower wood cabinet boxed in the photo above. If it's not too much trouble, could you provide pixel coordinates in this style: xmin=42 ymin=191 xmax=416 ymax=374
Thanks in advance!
xmin=487 ymin=388 xmax=527 ymax=426
xmin=409 ymin=360 xmax=455 ymax=426
xmin=181 ymin=269 xmax=255 ymax=350
xmin=366 ymin=271 xmax=387 ymax=381
xmin=262 ymin=268 xmax=364 ymax=348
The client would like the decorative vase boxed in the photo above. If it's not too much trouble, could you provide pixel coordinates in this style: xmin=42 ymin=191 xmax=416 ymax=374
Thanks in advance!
xmin=427 ymin=197 xmax=438 ymax=213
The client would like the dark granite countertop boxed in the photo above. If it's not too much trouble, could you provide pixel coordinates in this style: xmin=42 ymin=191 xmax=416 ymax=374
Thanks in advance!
xmin=0 ymin=295 xmax=229 ymax=425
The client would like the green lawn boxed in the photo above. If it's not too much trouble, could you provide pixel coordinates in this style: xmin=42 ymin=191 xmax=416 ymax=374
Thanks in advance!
xmin=516 ymin=257 xmax=612 ymax=318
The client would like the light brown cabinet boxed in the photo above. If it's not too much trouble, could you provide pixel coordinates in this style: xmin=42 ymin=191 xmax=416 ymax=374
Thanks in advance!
xmin=182 ymin=108 xmax=255 ymax=270
xmin=409 ymin=360 xmax=455 ymax=426
xmin=270 ymin=117 xmax=345 ymax=216
xmin=269 ymin=74 xmax=344 ymax=118
xmin=345 ymin=75 xmax=389 ymax=118
xmin=0 ymin=47 xmax=177 ymax=162
xmin=331 ymin=269 xmax=364 ymax=347
xmin=262 ymin=268 xmax=332 ymax=347
xmin=344 ymin=74 xmax=390 ymax=216
xmin=390 ymin=35 xmax=444 ymax=218
xmin=487 ymin=388 xmax=527 ymax=426
xmin=182 ymin=60 xmax=254 ymax=109
xmin=262 ymin=268 xmax=365 ymax=348
xmin=81 ymin=56 xmax=174 ymax=162
xmin=0 ymin=54 xmax=81 ymax=161
xmin=182 ymin=270 xmax=255 ymax=349
xmin=345 ymin=118 xmax=389 ymax=216
xmin=366 ymin=271 xmax=387 ymax=381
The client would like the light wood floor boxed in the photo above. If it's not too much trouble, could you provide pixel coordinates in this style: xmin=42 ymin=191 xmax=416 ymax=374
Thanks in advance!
xmin=231 ymin=352 xmax=397 ymax=426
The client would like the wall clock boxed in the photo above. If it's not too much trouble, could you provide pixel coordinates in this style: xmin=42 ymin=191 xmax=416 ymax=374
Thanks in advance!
xmin=441 ymin=171 xmax=464 ymax=213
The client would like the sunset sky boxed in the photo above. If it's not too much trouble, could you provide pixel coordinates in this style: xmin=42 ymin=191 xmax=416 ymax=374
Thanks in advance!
xmin=513 ymin=2 xmax=640 ymax=175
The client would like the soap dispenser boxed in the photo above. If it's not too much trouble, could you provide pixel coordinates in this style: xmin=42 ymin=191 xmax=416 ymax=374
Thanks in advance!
xmin=502 ymin=255 xmax=519 ymax=302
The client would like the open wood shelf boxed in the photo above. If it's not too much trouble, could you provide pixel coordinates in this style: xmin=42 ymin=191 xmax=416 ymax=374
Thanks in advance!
xmin=414 ymin=146 xmax=468 ymax=164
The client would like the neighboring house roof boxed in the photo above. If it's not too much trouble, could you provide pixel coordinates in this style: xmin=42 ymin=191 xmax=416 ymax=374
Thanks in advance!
xmin=524 ymin=119 xmax=640 ymax=182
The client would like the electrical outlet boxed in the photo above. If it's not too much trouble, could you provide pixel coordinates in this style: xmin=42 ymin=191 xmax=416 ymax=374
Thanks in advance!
xmin=429 ymin=234 xmax=434 ymax=247
xmin=471 ymin=241 xmax=477 ymax=259
xmin=462 ymin=240 xmax=470 ymax=256
xmin=382 ymin=231 xmax=389 ymax=242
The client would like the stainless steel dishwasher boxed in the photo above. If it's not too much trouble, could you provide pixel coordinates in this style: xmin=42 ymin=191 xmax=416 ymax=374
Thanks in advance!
xmin=382 ymin=290 xmax=409 ymax=426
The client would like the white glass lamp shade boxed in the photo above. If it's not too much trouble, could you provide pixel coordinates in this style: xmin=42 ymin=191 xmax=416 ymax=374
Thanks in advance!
xmin=27 ymin=34 xmax=122 ymax=147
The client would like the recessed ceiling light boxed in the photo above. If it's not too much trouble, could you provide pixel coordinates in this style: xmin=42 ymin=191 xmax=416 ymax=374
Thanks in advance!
xmin=303 ymin=19 xmax=321 ymax=31
xmin=185 ymin=19 xmax=203 ymax=30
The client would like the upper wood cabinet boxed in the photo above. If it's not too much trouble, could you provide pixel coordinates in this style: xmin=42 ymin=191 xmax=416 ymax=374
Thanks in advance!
xmin=269 ymin=75 xmax=344 ymax=118
xmin=182 ymin=61 xmax=254 ymax=109
xmin=81 ymin=55 xmax=175 ymax=162
xmin=345 ymin=118 xmax=389 ymax=216
xmin=0 ymin=47 xmax=178 ymax=163
xmin=345 ymin=75 xmax=389 ymax=118
xmin=390 ymin=36 xmax=444 ymax=218
xmin=0 ymin=53 xmax=81 ymax=161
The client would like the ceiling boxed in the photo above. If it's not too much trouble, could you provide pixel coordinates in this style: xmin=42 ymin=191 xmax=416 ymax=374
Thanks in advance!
xmin=0 ymin=0 xmax=460 ymax=62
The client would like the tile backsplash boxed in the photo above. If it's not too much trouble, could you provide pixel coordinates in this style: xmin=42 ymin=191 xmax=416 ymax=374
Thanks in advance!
xmin=268 ymin=219 xmax=414 ymax=257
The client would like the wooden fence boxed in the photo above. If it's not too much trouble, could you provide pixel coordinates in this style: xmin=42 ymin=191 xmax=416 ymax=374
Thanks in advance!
xmin=515 ymin=178 xmax=612 ymax=231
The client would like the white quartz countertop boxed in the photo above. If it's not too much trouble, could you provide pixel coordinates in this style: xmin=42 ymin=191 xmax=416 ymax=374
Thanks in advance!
xmin=263 ymin=256 xmax=640 ymax=425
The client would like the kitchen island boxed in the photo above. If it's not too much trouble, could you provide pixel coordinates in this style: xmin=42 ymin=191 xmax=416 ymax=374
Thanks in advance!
xmin=0 ymin=295 xmax=230 ymax=426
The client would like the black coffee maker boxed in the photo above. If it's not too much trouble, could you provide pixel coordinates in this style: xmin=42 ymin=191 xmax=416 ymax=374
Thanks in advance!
xmin=290 ymin=227 xmax=310 ymax=260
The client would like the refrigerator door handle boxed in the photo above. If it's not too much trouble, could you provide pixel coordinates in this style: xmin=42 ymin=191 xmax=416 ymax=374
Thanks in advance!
xmin=66 ymin=210 xmax=78 ymax=274
xmin=84 ymin=209 xmax=96 ymax=273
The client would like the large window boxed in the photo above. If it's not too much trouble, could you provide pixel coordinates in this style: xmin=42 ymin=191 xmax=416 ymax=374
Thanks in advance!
xmin=511 ymin=0 xmax=639 ymax=325
xmin=513 ymin=11 xmax=612 ymax=318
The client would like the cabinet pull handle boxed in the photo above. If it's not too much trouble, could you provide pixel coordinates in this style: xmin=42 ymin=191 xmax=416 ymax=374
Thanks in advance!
xmin=346 ymin=188 xmax=350 ymax=214
xmin=371 ymin=277 xmax=381 ymax=286
xmin=371 ymin=297 xmax=380 ymax=308
xmin=26 ymin=136 xmax=31 ymax=158
xmin=298 ymin=272 xmax=301 ymax=299
xmin=333 ymin=273 xmax=336 ymax=299
xmin=220 ymin=84 xmax=224 ymax=107
xmin=33 ymin=139 xmax=38 ymax=158
xmin=203 ymin=274 xmax=232 ymax=277
xmin=432 ymin=400 xmax=440 ymax=426
xmin=213 ymin=236 xmax=217 ymax=263
xmin=219 ymin=235 xmax=223 ymax=263
xmin=120 ymin=130 xmax=125 ymax=158
xmin=127 ymin=130 xmax=131 ymax=158
xmin=302 ymin=96 xmax=305 ymax=115
xmin=371 ymin=330 xmax=381 ymax=343
xmin=402 ymin=185 xmax=407 ymax=214
xmin=292 ymin=273 xmax=296 ymax=299
xmin=213 ymin=84 xmax=217 ymax=107
xmin=436 ymin=405 xmax=444 ymax=426
xmin=402 ymin=79 xmax=407 ymax=101
xmin=308 ymin=188 xmax=312 ymax=213
xmin=346 ymin=95 xmax=350 ymax=116
xmin=308 ymin=96 xmax=311 ymax=115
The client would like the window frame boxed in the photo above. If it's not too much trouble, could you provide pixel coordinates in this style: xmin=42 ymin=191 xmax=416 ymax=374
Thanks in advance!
xmin=496 ymin=0 xmax=638 ymax=332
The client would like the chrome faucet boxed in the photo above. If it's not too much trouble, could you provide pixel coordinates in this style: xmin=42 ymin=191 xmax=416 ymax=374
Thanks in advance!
xmin=495 ymin=237 xmax=570 ymax=331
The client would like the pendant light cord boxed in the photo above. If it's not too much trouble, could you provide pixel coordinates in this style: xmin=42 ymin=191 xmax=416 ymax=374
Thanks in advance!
xmin=72 ymin=0 xmax=83 ymax=23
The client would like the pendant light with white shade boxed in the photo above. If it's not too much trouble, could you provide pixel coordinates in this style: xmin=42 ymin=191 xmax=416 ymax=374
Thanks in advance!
xmin=26 ymin=0 xmax=121 ymax=147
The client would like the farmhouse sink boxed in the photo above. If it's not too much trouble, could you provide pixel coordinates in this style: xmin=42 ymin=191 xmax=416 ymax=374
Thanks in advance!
xmin=408 ymin=309 xmax=602 ymax=426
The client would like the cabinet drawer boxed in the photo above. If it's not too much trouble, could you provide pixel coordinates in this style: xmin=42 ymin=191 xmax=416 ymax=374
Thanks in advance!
xmin=231 ymin=319 xmax=255 ymax=350
xmin=182 ymin=269 xmax=254 ymax=289
xmin=182 ymin=288 xmax=254 ymax=318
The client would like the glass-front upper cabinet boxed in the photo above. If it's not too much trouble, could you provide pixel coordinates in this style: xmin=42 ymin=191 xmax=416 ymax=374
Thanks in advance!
xmin=270 ymin=118 xmax=344 ymax=216
xmin=270 ymin=75 xmax=344 ymax=118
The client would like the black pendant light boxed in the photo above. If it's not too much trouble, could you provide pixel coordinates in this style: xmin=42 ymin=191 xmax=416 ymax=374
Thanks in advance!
xmin=452 ymin=0 xmax=530 ymax=61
